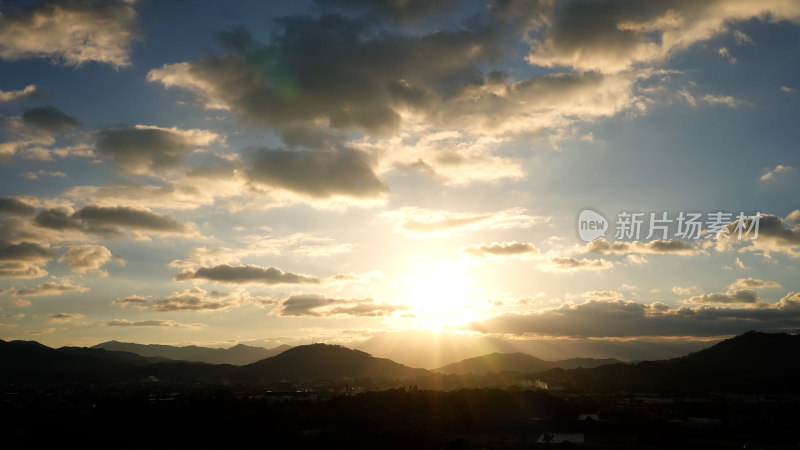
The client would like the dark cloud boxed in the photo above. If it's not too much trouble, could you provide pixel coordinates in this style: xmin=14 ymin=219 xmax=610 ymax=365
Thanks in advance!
xmin=0 ymin=241 xmax=54 ymax=262
xmin=538 ymin=256 xmax=614 ymax=272
xmin=586 ymin=238 xmax=699 ymax=255
xmin=175 ymin=264 xmax=320 ymax=285
xmin=148 ymin=14 xmax=504 ymax=134
xmin=0 ymin=197 xmax=35 ymax=216
xmin=147 ymin=288 xmax=251 ymax=312
xmin=34 ymin=205 xmax=192 ymax=236
xmin=461 ymin=241 xmax=539 ymax=259
xmin=21 ymin=106 xmax=80 ymax=134
xmin=716 ymin=212 xmax=800 ymax=257
xmin=525 ymin=0 xmax=800 ymax=73
xmin=280 ymin=293 xmax=408 ymax=317
xmin=686 ymin=289 xmax=763 ymax=305
xmin=313 ymin=0 xmax=461 ymax=21
xmin=0 ymin=0 xmax=140 ymax=67
xmin=0 ymin=238 xmax=54 ymax=278
xmin=95 ymin=126 xmax=219 ymax=175
xmin=14 ymin=279 xmax=87 ymax=296
xmin=111 ymin=295 xmax=148 ymax=310
xmin=471 ymin=298 xmax=800 ymax=338
xmin=728 ymin=278 xmax=781 ymax=290
xmin=106 ymin=319 xmax=205 ymax=328
xmin=244 ymin=147 xmax=387 ymax=200
xmin=47 ymin=312 xmax=83 ymax=323
xmin=74 ymin=205 xmax=189 ymax=234
xmin=280 ymin=294 xmax=334 ymax=316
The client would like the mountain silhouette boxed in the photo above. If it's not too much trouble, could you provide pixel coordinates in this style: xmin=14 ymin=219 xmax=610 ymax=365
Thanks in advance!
xmin=435 ymin=352 xmax=620 ymax=375
xmin=1 ymin=339 xmax=231 ymax=383
xmin=58 ymin=346 xmax=170 ymax=366
xmin=534 ymin=331 xmax=800 ymax=393
xmin=1 ymin=339 xmax=133 ymax=382
xmin=93 ymin=340 xmax=291 ymax=365
xmin=5 ymin=332 xmax=798 ymax=391
xmin=226 ymin=343 xmax=431 ymax=382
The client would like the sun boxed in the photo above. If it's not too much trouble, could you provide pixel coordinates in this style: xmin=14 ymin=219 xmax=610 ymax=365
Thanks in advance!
xmin=396 ymin=258 xmax=480 ymax=328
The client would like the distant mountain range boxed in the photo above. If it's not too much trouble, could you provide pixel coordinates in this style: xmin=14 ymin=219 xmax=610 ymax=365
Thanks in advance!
xmin=227 ymin=343 xmax=431 ymax=382
xmin=2 ymin=331 xmax=799 ymax=392
xmin=534 ymin=331 xmax=800 ymax=393
xmin=434 ymin=352 xmax=621 ymax=375
xmin=355 ymin=330 xmax=711 ymax=368
xmin=93 ymin=340 xmax=291 ymax=365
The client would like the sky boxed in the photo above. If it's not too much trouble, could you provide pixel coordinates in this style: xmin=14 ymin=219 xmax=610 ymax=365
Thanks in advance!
xmin=1 ymin=0 xmax=799 ymax=364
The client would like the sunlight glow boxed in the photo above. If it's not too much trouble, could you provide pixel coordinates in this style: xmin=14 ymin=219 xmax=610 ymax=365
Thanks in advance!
xmin=396 ymin=258 xmax=480 ymax=329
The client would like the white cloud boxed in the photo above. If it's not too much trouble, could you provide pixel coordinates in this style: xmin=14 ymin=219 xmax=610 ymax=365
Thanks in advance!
xmin=760 ymin=164 xmax=795 ymax=181
xmin=385 ymin=207 xmax=545 ymax=238
xmin=0 ymin=85 xmax=38 ymax=102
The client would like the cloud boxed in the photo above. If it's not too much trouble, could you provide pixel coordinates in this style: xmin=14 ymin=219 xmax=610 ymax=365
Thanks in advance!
xmin=95 ymin=125 xmax=221 ymax=175
xmin=9 ymin=299 xmax=30 ymax=307
xmin=0 ymin=197 xmax=35 ymax=216
xmin=701 ymin=93 xmax=743 ymax=107
xmin=0 ymin=106 xmax=79 ymax=161
xmin=174 ymin=264 xmax=320 ymax=285
xmin=0 ymin=85 xmax=39 ymax=102
xmin=525 ymin=0 xmax=800 ymax=73
xmin=243 ymin=147 xmax=387 ymax=201
xmin=672 ymin=285 xmax=701 ymax=296
xmin=147 ymin=15 xmax=504 ymax=135
xmin=14 ymin=279 xmax=87 ymax=296
xmin=144 ymin=6 xmax=668 ymax=151
xmin=63 ymin=182 xmax=217 ymax=211
xmin=0 ymin=239 xmax=54 ymax=279
xmin=461 ymin=241 xmax=539 ymax=259
xmin=386 ymin=206 xmax=544 ymax=237
xmin=717 ymin=47 xmax=736 ymax=64
xmin=111 ymin=295 xmax=148 ymax=310
xmin=106 ymin=319 xmax=206 ymax=328
xmin=21 ymin=106 xmax=80 ymax=134
xmin=26 ymin=328 xmax=55 ymax=335
xmin=48 ymin=312 xmax=84 ymax=323
xmin=169 ymin=233 xmax=358 ymax=269
xmin=20 ymin=170 xmax=67 ymax=180
xmin=0 ymin=241 xmax=54 ymax=261
xmin=113 ymin=287 xmax=262 ymax=312
xmin=722 ymin=257 xmax=750 ymax=271
xmin=585 ymin=238 xmax=699 ymax=255
xmin=34 ymin=205 xmax=194 ymax=237
xmin=0 ymin=0 xmax=140 ymax=67
xmin=733 ymin=30 xmax=754 ymax=45
xmin=537 ymin=256 xmax=614 ymax=272
xmin=716 ymin=212 xmax=800 ymax=258
xmin=280 ymin=293 xmax=408 ymax=317
xmin=58 ymin=245 xmax=115 ymax=275
xmin=312 ymin=0 xmax=460 ymax=21
xmin=779 ymin=292 xmax=800 ymax=309
xmin=577 ymin=290 xmax=625 ymax=300
xmin=728 ymin=278 xmax=781 ymax=290
xmin=760 ymin=164 xmax=795 ymax=181
xmin=471 ymin=297 xmax=800 ymax=338
xmin=782 ymin=86 xmax=795 ymax=93
xmin=0 ymin=262 xmax=48 ymax=279
xmin=685 ymin=289 xmax=763 ymax=305
xmin=354 ymin=130 xmax=523 ymax=185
